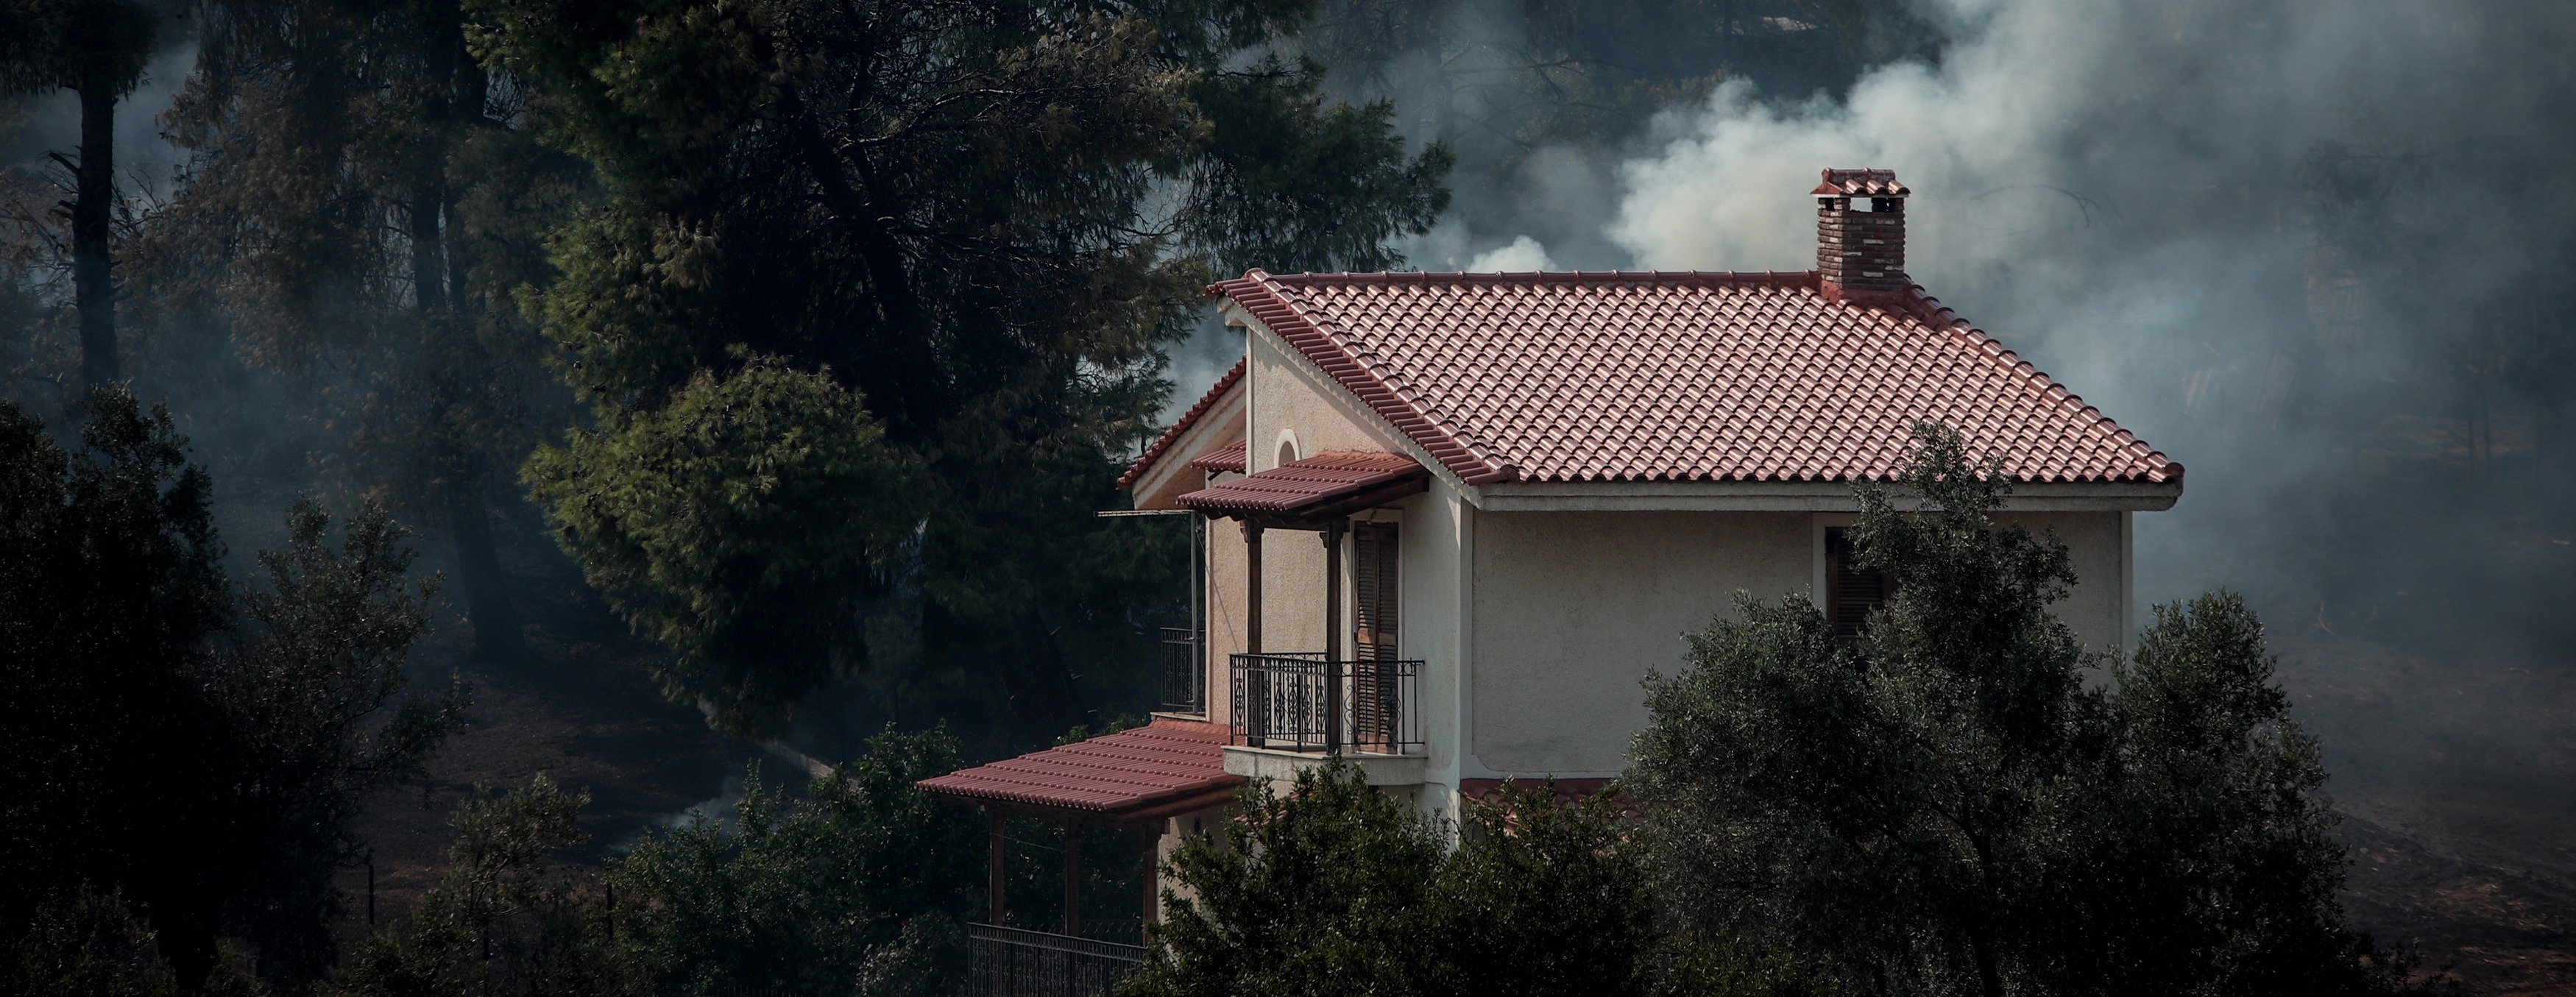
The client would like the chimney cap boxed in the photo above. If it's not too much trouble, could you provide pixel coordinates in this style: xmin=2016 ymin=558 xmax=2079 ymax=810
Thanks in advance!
xmin=1812 ymin=168 xmax=1908 ymax=198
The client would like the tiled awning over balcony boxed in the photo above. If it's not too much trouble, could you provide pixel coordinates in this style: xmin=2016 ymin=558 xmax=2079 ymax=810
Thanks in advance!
xmin=917 ymin=718 xmax=1242 ymax=825
xmin=1176 ymin=450 xmax=1427 ymax=526
xmin=1187 ymin=440 xmax=1247 ymax=474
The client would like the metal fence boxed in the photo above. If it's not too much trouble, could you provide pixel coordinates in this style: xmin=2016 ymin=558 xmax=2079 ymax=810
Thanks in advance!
xmin=1227 ymin=652 xmax=1422 ymax=754
xmin=1158 ymin=627 xmax=1203 ymax=713
xmin=966 ymin=923 xmax=1146 ymax=997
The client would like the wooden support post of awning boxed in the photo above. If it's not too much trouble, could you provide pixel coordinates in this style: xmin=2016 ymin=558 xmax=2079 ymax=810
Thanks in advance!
xmin=1062 ymin=820 xmax=1081 ymax=937
xmin=1140 ymin=823 xmax=1161 ymax=926
xmin=1242 ymin=522 xmax=1264 ymax=654
xmin=1323 ymin=521 xmax=1345 ymax=749
xmin=987 ymin=812 xmax=1006 ymax=927
xmin=918 ymin=717 xmax=1243 ymax=943
xmin=1242 ymin=522 xmax=1266 ymax=743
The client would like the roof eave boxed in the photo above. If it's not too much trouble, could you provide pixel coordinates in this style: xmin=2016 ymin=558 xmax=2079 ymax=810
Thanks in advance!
xmin=1471 ymin=478 xmax=2183 ymax=513
xmin=1119 ymin=358 xmax=1247 ymax=493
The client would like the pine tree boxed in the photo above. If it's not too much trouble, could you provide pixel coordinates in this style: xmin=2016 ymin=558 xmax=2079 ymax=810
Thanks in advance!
xmin=475 ymin=0 xmax=1453 ymax=740
xmin=139 ymin=0 xmax=587 ymax=661
xmin=0 ymin=0 xmax=159 ymax=386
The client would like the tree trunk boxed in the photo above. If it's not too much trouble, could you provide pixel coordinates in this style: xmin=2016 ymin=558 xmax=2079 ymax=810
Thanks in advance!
xmin=999 ymin=611 xmax=1089 ymax=745
xmin=450 ymin=491 xmax=527 ymax=662
xmin=409 ymin=188 xmax=445 ymax=312
xmin=74 ymin=84 xmax=118 ymax=386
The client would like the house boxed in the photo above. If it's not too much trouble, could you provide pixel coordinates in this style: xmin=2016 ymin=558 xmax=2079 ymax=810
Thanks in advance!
xmin=919 ymin=168 xmax=2182 ymax=967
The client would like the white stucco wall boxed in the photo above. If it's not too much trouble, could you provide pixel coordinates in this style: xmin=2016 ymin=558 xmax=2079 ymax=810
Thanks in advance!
xmin=1467 ymin=511 xmax=1814 ymax=776
xmin=1203 ymin=480 xmax=1246 ymax=725
xmin=1385 ymin=483 xmax=1468 ymax=819
xmin=1994 ymin=511 xmax=2131 ymax=652
xmin=1203 ymin=317 xmax=2150 ymax=811
xmin=1245 ymin=329 xmax=1405 ymax=469
xmin=1233 ymin=325 xmax=1421 ymax=664
xmin=1459 ymin=508 xmax=2135 ymax=778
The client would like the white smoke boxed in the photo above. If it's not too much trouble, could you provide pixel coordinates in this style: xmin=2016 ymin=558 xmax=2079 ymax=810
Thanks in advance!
xmin=1599 ymin=0 xmax=2569 ymax=609
xmin=1466 ymin=234 xmax=1558 ymax=272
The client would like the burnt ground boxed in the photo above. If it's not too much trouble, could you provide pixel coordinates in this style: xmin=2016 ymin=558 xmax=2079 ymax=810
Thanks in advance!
xmin=2274 ymin=633 xmax=2576 ymax=993
xmin=330 ymin=563 xmax=749 ymax=936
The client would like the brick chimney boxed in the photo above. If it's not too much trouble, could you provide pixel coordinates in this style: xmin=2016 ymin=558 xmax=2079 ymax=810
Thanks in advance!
xmin=1813 ymin=168 xmax=1909 ymax=302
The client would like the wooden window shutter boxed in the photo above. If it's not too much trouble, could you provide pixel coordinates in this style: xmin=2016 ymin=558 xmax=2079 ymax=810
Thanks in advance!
xmin=1825 ymin=528 xmax=1894 ymax=641
xmin=1353 ymin=522 xmax=1399 ymax=660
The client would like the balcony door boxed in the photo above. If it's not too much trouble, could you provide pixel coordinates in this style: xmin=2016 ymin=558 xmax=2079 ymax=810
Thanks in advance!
xmin=1353 ymin=522 xmax=1398 ymax=659
xmin=1351 ymin=522 xmax=1399 ymax=750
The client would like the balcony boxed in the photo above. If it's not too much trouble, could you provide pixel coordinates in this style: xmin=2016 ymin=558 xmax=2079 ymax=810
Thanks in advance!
xmin=966 ymin=923 xmax=1145 ymax=997
xmin=1227 ymin=652 xmax=1422 ymax=755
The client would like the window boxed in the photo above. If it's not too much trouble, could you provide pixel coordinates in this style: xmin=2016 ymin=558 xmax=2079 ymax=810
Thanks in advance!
xmin=1824 ymin=527 xmax=1894 ymax=640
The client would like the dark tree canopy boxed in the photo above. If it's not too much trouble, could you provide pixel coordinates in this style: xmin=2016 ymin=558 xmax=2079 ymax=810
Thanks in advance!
xmin=1625 ymin=425 xmax=2418 ymax=996
xmin=0 ymin=0 xmax=158 ymax=99
xmin=141 ymin=0 xmax=589 ymax=662
xmin=0 ymin=388 xmax=461 ymax=991
xmin=476 ymin=0 xmax=1453 ymax=739
xmin=1125 ymin=762 xmax=1804 ymax=997
xmin=328 ymin=728 xmax=984 ymax=997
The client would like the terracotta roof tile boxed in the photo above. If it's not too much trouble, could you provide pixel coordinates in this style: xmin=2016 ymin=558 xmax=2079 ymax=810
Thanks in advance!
xmin=1178 ymin=450 xmax=1426 ymax=517
xmin=1118 ymin=358 xmax=1244 ymax=490
xmin=1189 ymin=439 xmax=1246 ymax=473
xmin=916 ymin=718 xmax=1242 ymax=816
xmin=1206 ymin=270 xmax=2177 ymax=486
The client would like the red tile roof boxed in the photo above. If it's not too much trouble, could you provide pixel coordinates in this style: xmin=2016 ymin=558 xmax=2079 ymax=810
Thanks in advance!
xmin=1178 ymin=450 xmax=1428 ymax=518
xmin=1812 ymin=167 xmax=1909 ymax=197
xmin=1207 ymin=270 xmax=2178 ymax=486
xmin=1189 ymin=440 xmax=1247 ymax=473
xmin=916 ymin=718 xmax=1243 ymax=819
xmin=1119 ymin=358 xmax=1244 ymax=490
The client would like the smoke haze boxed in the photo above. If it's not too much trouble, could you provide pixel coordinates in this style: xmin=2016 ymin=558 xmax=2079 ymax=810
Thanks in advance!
xmin=1255 ymin=1 xmax=2576 ymax=980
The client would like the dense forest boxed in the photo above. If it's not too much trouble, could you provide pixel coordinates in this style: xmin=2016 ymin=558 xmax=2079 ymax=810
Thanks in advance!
xmin=6 ymin=0 xmax=2576 ymax=993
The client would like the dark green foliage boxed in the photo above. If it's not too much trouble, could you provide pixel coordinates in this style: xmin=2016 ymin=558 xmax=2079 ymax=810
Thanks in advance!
xmin=471 ymin=0 xmax=1451 ymax=740
xmin=523 ymin=356 xmax=927 ymax=734
xmin=4 ymin=889 xmax=198 ymax=997
xmin=0 ymin=0 xmax=157 ymax=99
xmin=330 ymin=776 xmax=641 ymax=997
xmin=141 ymin=0 xmax=588 ymax=661
xmin=1128 ymin=762 xmax=1786 ymax=997
xmin=605 ymin=726 xmax=984 ymax=996
xmin=0 ymin=388 xmax=231 ymax=939
xmin=332 ymin=728 xmax=982 ymax=997
xmin=1430 ymin=784 xmax=1657 ymax=996
xmin=186 ymin=497 xmax=470 ymax=984
xmin=1627 ymin=424 xmax=2420 ymax=996
xmin=1183 ymin=60 xmax=1454 ymax=274
xmin=1129 ymin=759 xmax=1446 ymax=996
xmin=0 ymin=387 xmax=461 ymax=990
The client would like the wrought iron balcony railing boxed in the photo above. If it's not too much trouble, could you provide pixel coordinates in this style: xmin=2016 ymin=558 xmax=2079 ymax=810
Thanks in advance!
xmin=966 ymin=923 xmax=1144 ymax=997
xmin=1228 ymin=652 xmax=1423 ymax=754
xmin=1159 ymin=627 xmax=1204 ymax=714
